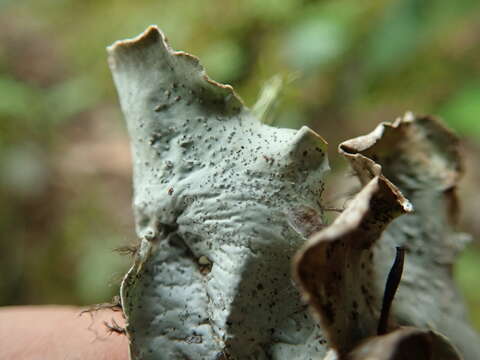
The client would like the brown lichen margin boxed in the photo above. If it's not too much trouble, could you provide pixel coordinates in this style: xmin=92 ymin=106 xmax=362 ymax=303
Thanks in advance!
xmin=339 ymin=112 xmax=463 ymax=223
xmin=339 ymin=112 xmax=463 ymax=185
xmin=294 ymin=175 xmax=412 ymax=355
xmin=348 ymin=327 xmax=462 ymax=360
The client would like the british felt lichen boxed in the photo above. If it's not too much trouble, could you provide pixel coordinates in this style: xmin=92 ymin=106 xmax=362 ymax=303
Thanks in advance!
xmin=108 ymin=27 xmax=479 ymax=360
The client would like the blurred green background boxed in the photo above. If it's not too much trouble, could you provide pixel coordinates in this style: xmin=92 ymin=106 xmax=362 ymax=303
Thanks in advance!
xmin=1 ymin=0 xmax=479 ymax=329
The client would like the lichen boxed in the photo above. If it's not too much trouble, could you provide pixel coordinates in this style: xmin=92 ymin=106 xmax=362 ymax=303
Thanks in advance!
xmin=109 ymin=26 xmax=329 ymax=359
xmin=108 ymin=27 xmax=479 ymax=360
xmin=339 ymin=114 xmax=480 ymax=359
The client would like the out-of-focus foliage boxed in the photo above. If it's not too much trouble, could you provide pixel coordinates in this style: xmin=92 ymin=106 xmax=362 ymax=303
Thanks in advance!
xmin=0 ymin=0 xmax=479 ymax=329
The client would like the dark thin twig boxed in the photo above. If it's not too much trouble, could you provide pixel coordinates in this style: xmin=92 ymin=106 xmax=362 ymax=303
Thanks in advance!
xmin=377 ymin=247 xmax=405 ymax=335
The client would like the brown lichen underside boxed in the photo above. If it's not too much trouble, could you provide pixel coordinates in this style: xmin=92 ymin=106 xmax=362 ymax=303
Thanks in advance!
xmin=341 ymin=114 xmax=480 ymax=359
xmin=294 ymin=174 xmax=412 ymax=355
xmin=349 ymin=327 xmax=461 ymax=360
xmin=295 ymin=113 xmax=479 ymax=359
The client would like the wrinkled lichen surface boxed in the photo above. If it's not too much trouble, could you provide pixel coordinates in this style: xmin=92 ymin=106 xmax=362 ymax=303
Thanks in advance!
xmin=109 ymin=26 xmax=330 ymax=360
xmin=108 ymin=26 xmax=479 ymax=360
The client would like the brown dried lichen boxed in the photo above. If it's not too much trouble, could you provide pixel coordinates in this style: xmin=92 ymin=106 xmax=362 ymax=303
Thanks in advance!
xmin=349 ymin=327 xmax=461 ymax=360
xmin=294 ymin=175 xmax=411 ymax=355
xmin=295 ymin=113 xmax=479 ymax=359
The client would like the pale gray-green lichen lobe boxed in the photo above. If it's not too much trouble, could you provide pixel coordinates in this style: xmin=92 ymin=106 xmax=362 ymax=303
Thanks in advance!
xmin=109 ymin=26 xmax=330 ymax=359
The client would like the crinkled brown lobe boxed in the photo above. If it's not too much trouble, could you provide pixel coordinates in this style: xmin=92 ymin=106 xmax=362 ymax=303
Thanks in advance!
xmin=348 ymin=327 xmax=461 ymax=360
xmin=340 ymin=113 xmax=479 ymax=360
xmin=294 ymin=175 xmax=411 ymax=355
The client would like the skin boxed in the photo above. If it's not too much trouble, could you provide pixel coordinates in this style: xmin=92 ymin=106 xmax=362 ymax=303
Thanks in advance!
xmin=0 ymin=306 xmax=129 ymax=360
